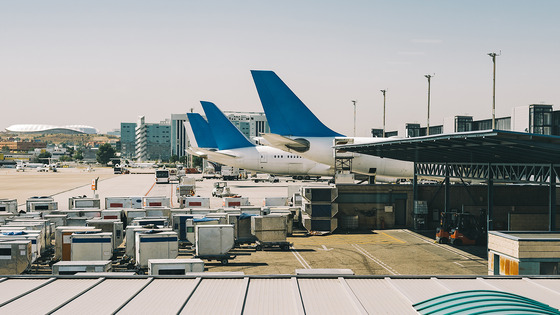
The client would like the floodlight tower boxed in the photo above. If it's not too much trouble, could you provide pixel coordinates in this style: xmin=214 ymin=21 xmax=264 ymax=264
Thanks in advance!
xmin=424 ymin=74 xmax=433 ymax=135
xmin=351 ymin=100 xmax=357 ymax=137
xmin=380 ymin=90 xmax=386 ymax=137
xmin=488 ymin=52 xmax=500 ymax=129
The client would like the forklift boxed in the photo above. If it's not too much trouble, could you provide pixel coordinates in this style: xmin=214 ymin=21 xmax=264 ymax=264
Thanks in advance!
xmin=436 ymin=211 xmax=457 ymax=244
xmin=449 ymin=209 xmax=487 ymax=246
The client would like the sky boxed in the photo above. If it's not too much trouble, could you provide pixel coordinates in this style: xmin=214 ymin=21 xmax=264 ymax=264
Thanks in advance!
xmin=1 ymin=0 xmax=560 ymax=136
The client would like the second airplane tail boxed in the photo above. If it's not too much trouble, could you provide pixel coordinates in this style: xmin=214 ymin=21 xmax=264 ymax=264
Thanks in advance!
xmin=200 ymin=101 xmax=256 ymax=150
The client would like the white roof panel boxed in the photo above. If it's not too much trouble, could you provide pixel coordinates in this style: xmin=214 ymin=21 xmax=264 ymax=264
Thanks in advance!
xmin=117 ymin=279 xmax=198 ymax=314
xmin=180 ymin=278 xmax=247 ymax=314
xmin=0 ymin=278 xmax=52 ymax=305
xmin=0 ymin=279 xmax=99 ymax=314
xmin=54 ymin=279 xmax=150 ymax=314
xmin=346 ymin=278 xmax=417 ymax=314
xmin=483 ymin=278 xmax=560 ymax=309
xmin=243 ymin=278 xmax=304 ymax=315
xmin=387 ymin=278 xmax=451 ymax=304
xmin=298 ymin=278 xmax=367 ymax=315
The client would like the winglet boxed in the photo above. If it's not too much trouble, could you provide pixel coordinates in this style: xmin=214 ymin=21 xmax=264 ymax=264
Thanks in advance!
xmin=186 ymin=113 xmax=218 ymax=149
xmin=251 ymin=70 xmax=345 ymax=137
xmin=200 ymin=101 xmax=255 ymax=150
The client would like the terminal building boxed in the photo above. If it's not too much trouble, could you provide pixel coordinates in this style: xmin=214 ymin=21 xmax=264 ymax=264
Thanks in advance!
xmin=224 ymin=111 xmax=269 ymax=143
xmin=135 ymin=116 xmax=171 ymax=162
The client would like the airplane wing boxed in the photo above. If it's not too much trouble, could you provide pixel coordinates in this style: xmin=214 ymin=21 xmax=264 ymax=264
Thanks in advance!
xmin=187 ymin=147 xmax=240 ymax=159
xmin=261 ymin=133 xmax=310 ymax=152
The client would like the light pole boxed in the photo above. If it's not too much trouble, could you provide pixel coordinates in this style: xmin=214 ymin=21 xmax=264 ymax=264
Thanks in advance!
xmin=351 ymin=100 xmax=357 ymax=137
xmin=424 ymin=74 xmax=433 ymax=135
xmin=380 ymin=90 xmax=386 ymax=137
xmin=488 ymin=52 xmax=499 ymax=129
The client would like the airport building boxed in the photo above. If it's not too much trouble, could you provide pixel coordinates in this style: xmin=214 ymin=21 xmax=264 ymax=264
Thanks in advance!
xmin=0 ymin=141 xmax=46 ymax=152
xmin=170 ymin=113 xmax=188 ymax=158
xmin=224 ymin=111 xmax=269 ymax=142
xmin=120 ymin=122 xmax=137 ymax=159
xmin=5 ymin=124 xmax=98 ymax=135
xmin=134 ymin=116 xmax=171 ymax=162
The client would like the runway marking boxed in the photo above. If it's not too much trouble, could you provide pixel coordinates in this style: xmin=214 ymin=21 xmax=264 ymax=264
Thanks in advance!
xmin=380 ymin=232 xmax=406 ymax=244
xmin=352 ymin=244 xmax=399 ymax=275
xmin=291 ymin=246 xmax=311 ymax=269
xmin=144 ymin=182 xmax=156 ymax=196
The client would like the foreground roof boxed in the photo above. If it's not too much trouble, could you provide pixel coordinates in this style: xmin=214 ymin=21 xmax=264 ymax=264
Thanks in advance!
xmin=6 ymin=124 xmax=98 ymax=134
xmin=1 ymin=275 xmax=560 ymax=314
xmin=339 ymin=130 xmax=560 ymax=164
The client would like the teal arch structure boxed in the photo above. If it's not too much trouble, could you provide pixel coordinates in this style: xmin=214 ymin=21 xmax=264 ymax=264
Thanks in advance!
xmin=413 ymin=290 xmax=560 ymax=314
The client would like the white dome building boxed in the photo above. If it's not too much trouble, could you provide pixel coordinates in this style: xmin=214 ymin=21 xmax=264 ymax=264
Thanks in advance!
xmin=6 ymin=124 xmax=98 ymax=135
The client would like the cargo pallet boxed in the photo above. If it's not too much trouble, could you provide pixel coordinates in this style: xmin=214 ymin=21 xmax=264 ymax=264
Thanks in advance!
xmin=254 ymin=241 xmax=292 ymax=251
xmin=195 ymin=254 xmax=236 ymax=265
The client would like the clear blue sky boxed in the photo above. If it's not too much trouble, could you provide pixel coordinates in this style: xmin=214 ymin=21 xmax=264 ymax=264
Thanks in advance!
xmin=1 ymin=0 xmax=559 ymax=135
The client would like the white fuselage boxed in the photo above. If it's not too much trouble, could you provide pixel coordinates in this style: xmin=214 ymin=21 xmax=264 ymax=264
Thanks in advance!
xmin=197 ymin=145 xmax=334 ymax=176
xmin=272 ymin=136 xmax=414 ymax=178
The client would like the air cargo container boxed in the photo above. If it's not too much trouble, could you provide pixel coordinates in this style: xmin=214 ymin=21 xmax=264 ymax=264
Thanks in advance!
xmin=123 ymin=209 xmax=147 ymax=226
xmin=0 ymin=231 xmax=42 ymax=262
xmin=251 ymin=215 xmax=288 ymax=244
xmin=68 ymin=196 xmax=101 ymax=209
xmin=171 ymin=214 xmax=196 ymax=241
xmin=65 ymin=217 xmax=89 ymax=226
xmin=229 ymin=213 xmax=257 ymax=244
xmin=263 ymin=197 xmax=288 ymax=207
xmin=204 ymin=213 xmax=228 ymax=224
xmin=302 ymin=202 xmax=338 ymax=218
xmin=267 ymin=208 xmax=294 ymax=236
xmin=105 ymin=196 xmax=143 ymax=209
xmin=43 ymin=214 xmax=67 ymax=227
xmin=0 ymin=213 xmax=17 ymax=224
xmin=0 ymin=240 xmax=32 ymax=274
xmin=238 ymin=206 xmax=262 ymax=215
xmin=54 ymin=226 xmax=99 ymax=261
xmin=223 ymin=197 xmax=250 ymax=208
xmin=86 ymin=219 xmax=124 ymax=249
xmin=142 ymin=196 xmax=170 ymax=208
xmin=124 ymin=226 xmax=172 ymax=258
xmin=101 ymin=209 xmax=122 ymax=220
xmin=148 ymin=258 xmax=204 ymax=275
xmin=131 ymin=218 xmax=168 ymax=227
xmin=186 ymin=218 xmax=220 ymax=244
xmin=5 ymin=220 xmax=49 ymax=248
xmin=144 ymin=207 xmax=170 ymax=218
xmin=179 ymin=197 xmax=210 ymax=209
xmin=80 ymin=209 xmax=102 ymax=218
xmin=52 ymin=260 xmax=112 ymax=275
xmin=0 ymin=199 xmax=18 ymax=214
xmin=71 ymin=232 xmax=113 ymax=261
xmin=189 ymin=208 xmax=220 ymax=216
xmin=195 ymin=225 xmax=235 ymax=264
xmin=302 ymin=214 xmax=338 ymax=233
xmin=301 ymin=186 xmax=338 ymax=203
xmin=135 ymin=231 xmax=178 ymax=269
xmin=26 ymin=196 xmax=58 ymax=212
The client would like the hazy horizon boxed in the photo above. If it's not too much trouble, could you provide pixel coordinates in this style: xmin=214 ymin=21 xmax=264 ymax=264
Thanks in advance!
xmin=2 ymin=1 xmax=559 ymax=135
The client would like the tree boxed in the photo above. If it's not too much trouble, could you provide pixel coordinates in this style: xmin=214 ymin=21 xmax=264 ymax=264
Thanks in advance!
xmin=169 ymin=155 xmax=179 ymax=163
xmin=74 ymin=149 xmax=84 ymax=161
xmin=1 ymin=145 xmax=10 ymax=153
xmin=96 ymin=143 xmax=116 ymax=165
xmin=37 ymin=151 xmax=51 ymax=162
xmin=192 ymin=155 xmax=202 ymax=168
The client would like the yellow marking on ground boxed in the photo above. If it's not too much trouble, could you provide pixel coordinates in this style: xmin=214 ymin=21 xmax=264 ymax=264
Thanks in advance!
xmin=380 ymin=232 xmax=406 ymax=244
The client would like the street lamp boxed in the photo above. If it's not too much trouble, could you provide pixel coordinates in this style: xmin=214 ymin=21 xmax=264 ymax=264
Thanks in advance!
xmin=488 ymin=52 xmax=499 ymax=129
xmin=351 ymin=100 xmax=357 ymax=137
xmin=424 ymin=74 xmax=433 ymax=135
xmin=380 ymin=90 xmax=387 ymax=137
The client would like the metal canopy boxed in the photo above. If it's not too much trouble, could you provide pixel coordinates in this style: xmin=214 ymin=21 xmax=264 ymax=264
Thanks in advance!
xmin=339 ymin=130 xmax=560 ymax=164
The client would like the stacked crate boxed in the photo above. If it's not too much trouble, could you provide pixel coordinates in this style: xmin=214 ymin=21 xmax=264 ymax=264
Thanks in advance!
xmin=301 ymin=186 xmax=338 ymax=233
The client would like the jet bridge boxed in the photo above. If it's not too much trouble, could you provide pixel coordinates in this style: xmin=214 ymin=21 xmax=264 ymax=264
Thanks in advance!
xmin=339 ymin=130 xmax=560 ymax=231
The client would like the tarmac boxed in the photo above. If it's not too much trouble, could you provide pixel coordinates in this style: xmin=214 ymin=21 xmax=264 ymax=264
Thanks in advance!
xmin=0 ymin=167 xmax=489 ymax=275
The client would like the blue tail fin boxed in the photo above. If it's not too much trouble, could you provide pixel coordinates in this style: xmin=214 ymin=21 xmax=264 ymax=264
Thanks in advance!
xmin=200 ymin=101 xmax=255 ymax=150
xmin=251 ymin=70 xmax=345 ymax=137
xmin=186 ymin=113 xmax=218 ymax=149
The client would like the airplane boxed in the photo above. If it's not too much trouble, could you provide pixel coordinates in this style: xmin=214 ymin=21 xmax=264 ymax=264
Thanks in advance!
xmin=185 ymin=101 xmax=335 ymax=179
xmin=250 ymin=70 xmax=414 ymax=180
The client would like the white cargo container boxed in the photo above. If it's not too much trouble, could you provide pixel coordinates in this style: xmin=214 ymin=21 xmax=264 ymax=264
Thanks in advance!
xmin=54 ymin=226 xmax=99 ymax=261
xmin=5 ymin=220 xmax=49 ymax=247
xmin=263 ymin=197 xmax=288 ymax=207
xmin=189 ymin=208 xmax=220 ymax=216
xmin=0 ymin=199 xmax=18 ymax=214
xmin=0 ymin=240 xmax=32 ymax=274
xmin=86 ymin=219 xmax=124 ymax=249
xmin=223 ymin=197 xmax=250 ymax=208
xmin=68 ymin=197 xmax=101 ymax=209
xmin=52 ymin=260 xmax=112 ymax=275
xmin=43 ymin=214 xmax=67 ymax=227
xmin=204 ymin=213 xmax=228 ymax=224
xmin=66 ymin=217 xmax=89 ymax=226
xmin=229 ymin=214 xmax=257 ymax=244
xmin=195 ymin=225 xmax=234 ymax=258
xmin=105 ymin=196 xmax=143 ymax=209
xmin=142 ymin=196 xmax=170 ymax=208
xmin=124 ymin=226 xmax=172 ymax=258
xmin=123 ymin=209 xmax=147 ymax=225
xmin=144 ymin=207 xmax=170 ymax=218
xmin=101 ymin=209 xmax=122 ymax=220
xmin=148 ymin=258 xmax=204 ymax=275
xmin=238 ymin=206 xmax=262 ymax=215
xmin=80 ymin=209 xmax=102 ymax=218
xmin=0 ymin=213 xmax=17 ymax=224
xmin=131 ymin=217 xmax=168 ymax=227
xmin=26 ymin=196 xmax=58 ymax=212
xmin=267 ymin=209 xmax=294 ymax=236
xmin=186 ymin=218 xmax=220 ymax=244
xmin=251 ymin=215 xmax=288 ymax=243
xmin=71 ymin=232 xmax=113 ymax=261
xmin=0 ymin=232 xmax=42 ymax=262
xmin=135 ymin=231 xmax=178 ymax=269
xmin=179 ymin=197 xmax=210 ymax=209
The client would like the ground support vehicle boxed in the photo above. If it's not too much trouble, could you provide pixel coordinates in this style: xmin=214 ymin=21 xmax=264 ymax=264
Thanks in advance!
xmin=194 ymin=253 xmax=236 ymax=265
xmin=254 ymin=240 xmax=292 ymax=251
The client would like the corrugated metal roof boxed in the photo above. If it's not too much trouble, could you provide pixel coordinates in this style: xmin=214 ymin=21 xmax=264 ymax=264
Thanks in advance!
xmin=179 ymin=278 xmax=248 ymax=314
xmin=0 ymin=276 xmax=559 ymax=313
xmin=0 ymin=279 xmax=100 ymax=314
xmin=243 ymin=278 xmax=304 ymax=315
xmin=117 ymin=279 xmax=199 ymax=314
xmin=53 ymin=278 xmax=150 ymax=314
